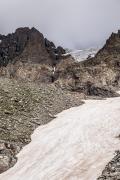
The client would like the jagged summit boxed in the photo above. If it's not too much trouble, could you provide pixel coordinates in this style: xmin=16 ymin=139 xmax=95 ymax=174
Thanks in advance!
xmin=0 ymin=27 xmax=65 ymax=67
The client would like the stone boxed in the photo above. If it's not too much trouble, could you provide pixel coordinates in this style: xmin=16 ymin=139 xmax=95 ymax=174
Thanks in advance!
xmin=55 ymin=30 xmax=120 ymax=97
xmin=0 ymin=155 xmax=10 ymax=173
xmin=0 ymin=143 xmax=6 ymax=151
xmin=0 ymin=27 xmax=66 ymax=67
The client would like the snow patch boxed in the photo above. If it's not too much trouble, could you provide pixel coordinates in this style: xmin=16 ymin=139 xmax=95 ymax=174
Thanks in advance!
xmin=0 ymin=97 xmax=120 ymax=180
xmin=67 ymin=47 xmax=99 ymax=62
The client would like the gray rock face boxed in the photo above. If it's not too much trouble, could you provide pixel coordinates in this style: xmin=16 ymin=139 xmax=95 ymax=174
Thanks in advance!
xmin=0 ymin=141 xmax=21 ymax=173
xmin=0 ymin=27 xmax=65 ymax=67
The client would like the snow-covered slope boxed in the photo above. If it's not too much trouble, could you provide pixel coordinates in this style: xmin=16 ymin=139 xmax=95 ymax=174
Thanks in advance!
xmin=68 ymin=48 xmax=99 ymax=62
xmin=0 ymin=96 xmax=120 ymax=180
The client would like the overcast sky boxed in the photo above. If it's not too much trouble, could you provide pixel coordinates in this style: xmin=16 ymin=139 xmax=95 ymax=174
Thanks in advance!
xmin=0 ymin=0 xmax=120 ymax=49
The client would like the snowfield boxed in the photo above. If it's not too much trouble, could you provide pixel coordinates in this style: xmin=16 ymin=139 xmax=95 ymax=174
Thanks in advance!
xmin=66 ymin=48 xmax=99 ymax=62
xmin=0 ymin=96 xmax=120 ymax=180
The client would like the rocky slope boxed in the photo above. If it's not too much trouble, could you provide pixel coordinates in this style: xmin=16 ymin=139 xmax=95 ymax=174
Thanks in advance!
xmin=0 ymin=78 xmax=84 ymax=173
xmin=55 ymin=30 xmax=120 ymax=97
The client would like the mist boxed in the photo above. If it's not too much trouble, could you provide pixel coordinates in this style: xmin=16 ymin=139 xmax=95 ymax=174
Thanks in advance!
xmin=0 ymin=0 xmax=120 ymax=49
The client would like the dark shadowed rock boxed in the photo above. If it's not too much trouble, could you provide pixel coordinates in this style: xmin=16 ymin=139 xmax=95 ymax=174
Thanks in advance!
xmin=0 ymin=27 xmax=66 ymax=67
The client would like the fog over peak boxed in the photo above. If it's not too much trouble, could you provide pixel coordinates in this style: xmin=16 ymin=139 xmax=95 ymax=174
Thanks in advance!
xmin=0 ymin=0 xmax=120 ymax=49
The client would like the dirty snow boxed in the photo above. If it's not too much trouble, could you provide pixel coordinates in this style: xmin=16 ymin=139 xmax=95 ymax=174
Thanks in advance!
xmin=0 ymin=96 xmax=120 ymax=180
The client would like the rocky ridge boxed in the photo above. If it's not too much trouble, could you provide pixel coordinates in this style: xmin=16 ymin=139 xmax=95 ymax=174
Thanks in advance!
xmin=0 ymin=27 xmax=65 ymax=66
xmin=55 ymin=30 xmax=120 ymax=97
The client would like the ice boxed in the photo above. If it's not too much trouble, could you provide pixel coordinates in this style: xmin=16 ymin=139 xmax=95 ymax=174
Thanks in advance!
xmin=67 ymin=48 xmax=99 ymax=62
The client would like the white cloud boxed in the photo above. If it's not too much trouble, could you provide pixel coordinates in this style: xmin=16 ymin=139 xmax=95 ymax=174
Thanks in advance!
xmin=0 ymin=0 xmax=120 ymax=48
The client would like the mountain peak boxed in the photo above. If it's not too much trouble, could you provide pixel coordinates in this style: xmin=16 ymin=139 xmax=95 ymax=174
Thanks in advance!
xmin=0 ymin=27 xmax=66 ymax=67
